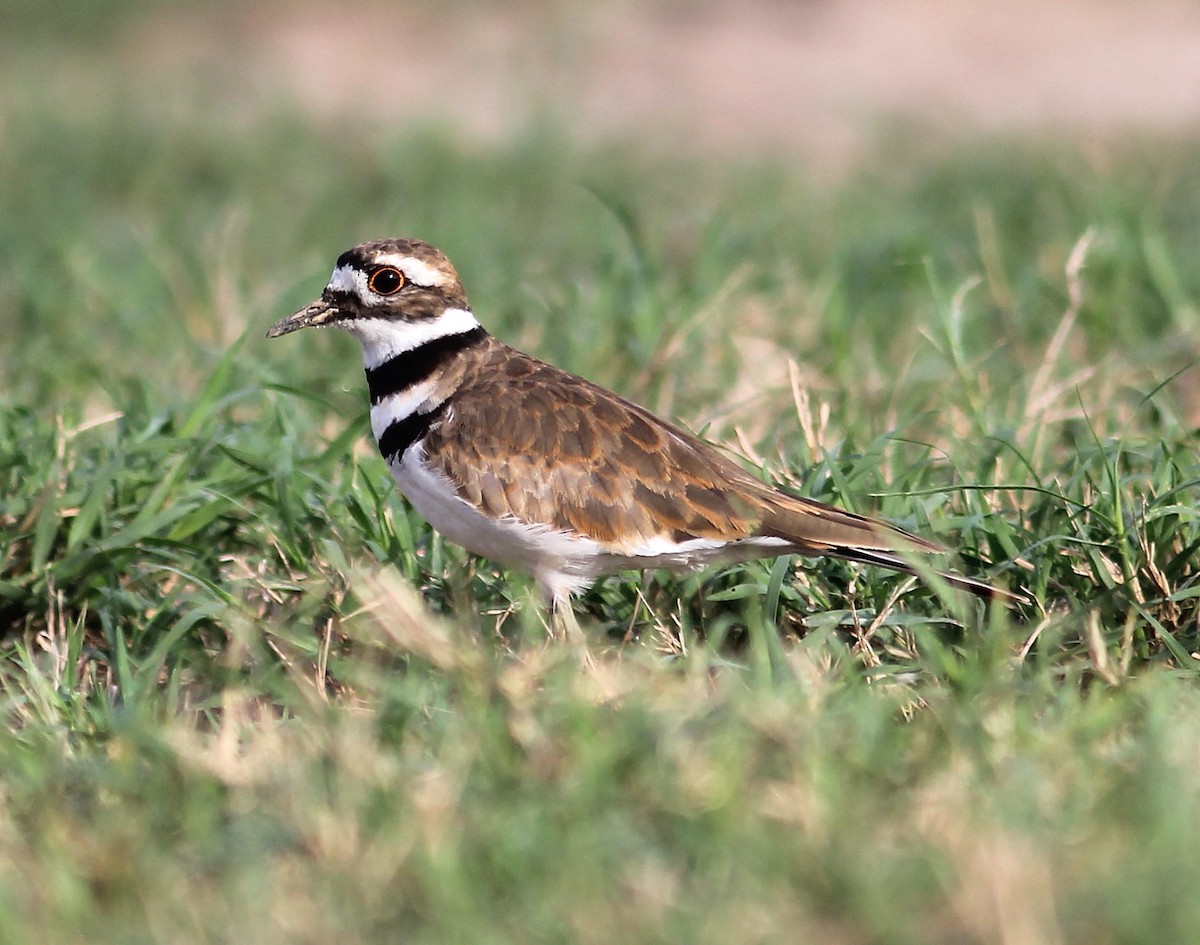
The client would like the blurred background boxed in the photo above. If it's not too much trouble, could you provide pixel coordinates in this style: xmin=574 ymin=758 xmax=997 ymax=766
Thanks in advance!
xmin=5 ymin=0 xmax=1200 ymax=417
xmin=7 ymin=0 xmax=1200 ymax=161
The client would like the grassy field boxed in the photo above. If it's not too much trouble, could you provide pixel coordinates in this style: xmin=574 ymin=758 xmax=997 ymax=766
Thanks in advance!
xmin=2 ymin=8 xmax=1200 ymax=943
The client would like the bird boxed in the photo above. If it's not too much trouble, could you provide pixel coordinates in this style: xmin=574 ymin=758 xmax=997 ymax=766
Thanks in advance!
xmin=267 ymin=238 xmax=1024 ymax=641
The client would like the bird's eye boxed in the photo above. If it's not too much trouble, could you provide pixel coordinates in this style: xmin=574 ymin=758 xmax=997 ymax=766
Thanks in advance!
xmin=368 ymin=266 xmax=405 ymax=296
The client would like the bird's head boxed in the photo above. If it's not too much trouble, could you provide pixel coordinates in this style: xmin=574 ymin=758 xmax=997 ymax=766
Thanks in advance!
xmin=267 ymin=238 xmax=477 ymax=365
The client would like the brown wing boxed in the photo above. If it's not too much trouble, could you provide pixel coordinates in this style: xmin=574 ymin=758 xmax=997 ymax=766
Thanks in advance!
xmin=420 ymin=338 xmax=931 ymax=559
xmin=421 ymin=339 xmax=758 ymax=550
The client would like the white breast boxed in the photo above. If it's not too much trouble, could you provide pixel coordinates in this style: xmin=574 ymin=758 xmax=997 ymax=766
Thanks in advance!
xmin=386 ymin=446 xmax=793 ymax=604
xmin=388 ymin=446 xmax=608 ymax=601
xmin=370 ymin=380 xmax=439 ymax=442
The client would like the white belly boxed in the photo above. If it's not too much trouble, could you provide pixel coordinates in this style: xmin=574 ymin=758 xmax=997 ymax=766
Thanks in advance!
xmin=388 ymin=447 xmax=792 ymax=602
xmin=389 ymin=448 xmax=606 ymax=600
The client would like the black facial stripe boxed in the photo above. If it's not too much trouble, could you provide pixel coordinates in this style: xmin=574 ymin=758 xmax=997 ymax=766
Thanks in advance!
xmin=335 ymin=249 xmax=362 ymax=270
xmin=365 ymin=326 xmax=487 ymax=405
xmin=377 ymin=402 xmax=449 ymax=462
xmin=324 ymin=288 xmax=353 ymax=310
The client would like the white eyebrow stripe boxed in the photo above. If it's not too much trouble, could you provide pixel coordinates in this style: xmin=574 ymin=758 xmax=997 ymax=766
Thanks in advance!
xmin=326 ymin=255 xmax=449 ymax=306
xmin=372 ymin=253 xmax=449 ymax=288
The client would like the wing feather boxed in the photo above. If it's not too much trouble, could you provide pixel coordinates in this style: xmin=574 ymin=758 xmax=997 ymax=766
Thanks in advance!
xmin=421 ymin=339 xmax=960 ymax=572
xmin=422 ymin=339 xmax=767 ymax=547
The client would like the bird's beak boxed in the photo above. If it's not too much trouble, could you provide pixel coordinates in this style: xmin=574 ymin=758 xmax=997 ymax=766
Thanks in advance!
xmin=266 ymin=296 xmax=339 ymax=339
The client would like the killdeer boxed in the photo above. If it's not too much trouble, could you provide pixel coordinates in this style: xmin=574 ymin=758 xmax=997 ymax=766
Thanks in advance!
xmin=268 ymin=238 xmax=1023 ymax=639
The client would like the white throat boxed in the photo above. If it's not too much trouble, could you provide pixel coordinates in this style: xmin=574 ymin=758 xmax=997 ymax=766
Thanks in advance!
xmin=342 ymin=307 xmax=482 ymax=370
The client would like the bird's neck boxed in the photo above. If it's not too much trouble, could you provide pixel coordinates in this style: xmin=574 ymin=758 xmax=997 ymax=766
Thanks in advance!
xmin=344 ymin=307 xmax=484 ymax=371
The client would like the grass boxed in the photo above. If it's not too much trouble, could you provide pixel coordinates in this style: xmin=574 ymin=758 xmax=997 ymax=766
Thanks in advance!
xmin=2 ymin=9 xmax=1200 ymax=942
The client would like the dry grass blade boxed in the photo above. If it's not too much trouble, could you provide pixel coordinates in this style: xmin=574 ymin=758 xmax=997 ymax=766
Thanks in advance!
xmin=355 ymin=569 xmax=485 ymax=677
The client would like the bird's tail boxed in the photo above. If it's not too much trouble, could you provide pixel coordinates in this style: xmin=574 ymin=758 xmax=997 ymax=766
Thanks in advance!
xmin=825 ymin=545 xmax=1030 ymax=605
xmin=756 ymin=492 xmax=1028 ymax=605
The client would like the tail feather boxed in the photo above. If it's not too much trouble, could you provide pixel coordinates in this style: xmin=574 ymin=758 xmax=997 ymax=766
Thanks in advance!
xmin=757 ymin=493 xmax=1028 ymax=606
xmin=828 ymin=546 xmax=1030 ymax=605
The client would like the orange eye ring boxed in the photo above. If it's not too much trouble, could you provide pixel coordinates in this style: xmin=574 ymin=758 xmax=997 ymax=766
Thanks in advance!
xmin=368 ymin=266 xmax=405 ymax=296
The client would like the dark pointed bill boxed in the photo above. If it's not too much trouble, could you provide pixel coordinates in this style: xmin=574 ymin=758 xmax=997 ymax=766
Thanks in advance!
xmin=266 ymin=297 xmax=339 ymax=339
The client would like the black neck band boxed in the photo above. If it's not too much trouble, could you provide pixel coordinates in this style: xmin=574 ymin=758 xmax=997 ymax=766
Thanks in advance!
xmin=377 ymin=401 xmax=450 ymax=462
xmin=365 ymin=326 xmax=487 ymax=405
